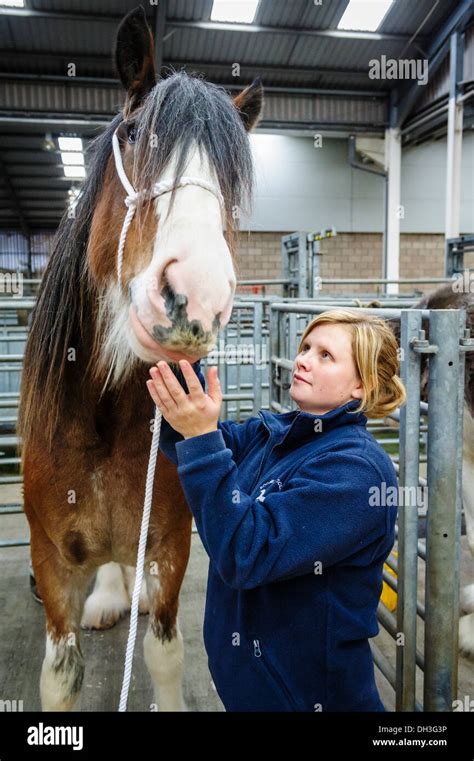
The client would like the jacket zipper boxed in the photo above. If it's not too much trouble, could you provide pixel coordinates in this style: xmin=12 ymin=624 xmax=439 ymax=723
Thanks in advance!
xmin=249 ymin=440 xmax=277 ymax=493
xmin=249 ymin=416 xmax=278 ymax=493
xmin=250 ymin=412 xmax=301 ymax=494
xmin=251 ymin=638 xmax=300 ymax=710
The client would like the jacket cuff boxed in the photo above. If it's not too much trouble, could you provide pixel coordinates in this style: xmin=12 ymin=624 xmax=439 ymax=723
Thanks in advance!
xmin=175 ymin=429 xmax=227 ymax=464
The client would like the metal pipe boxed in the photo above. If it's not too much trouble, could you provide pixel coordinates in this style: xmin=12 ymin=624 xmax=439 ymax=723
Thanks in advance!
xmin=423 ymin=310 xmax=462 ymax=710
xmin=371 ymin=641 xmax=397 ymax=691
xmin=377 ymin=605 xmax=425 ymax=671
xmin=401 ymin=103 xmax=449 ymax=136
xmin=0 ymin=116 xmax=109 ymax=128
xmin=457 ymin=89 xmax=474 ymax=104
xmin=268 ymin=296 xmax=280 ymax=411
xmin=318 ymin=277 xmax=454 ymax=284
xmin=0 ymin=299 xmax=36 ymax=309
xmin=270 ymin=303 xmax=432 ymax=320
xmin=391 ymin=461 xmax=428 ymax=488
xmin=0 ymin=539 xmax=30 ymax=548
xmin=0 ymin=505 xmax=23 ymax=514
xmin=396 ymin=310 xmax=422 ymax=711
xmin=394 ymin=526 xmax=427 ymax=561
xmin=382 ymin=567 xmax=426 ymax=620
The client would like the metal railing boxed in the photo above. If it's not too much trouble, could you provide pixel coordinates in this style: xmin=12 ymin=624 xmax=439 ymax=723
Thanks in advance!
xmin=1 ymin=284 xmax=473 ymax=713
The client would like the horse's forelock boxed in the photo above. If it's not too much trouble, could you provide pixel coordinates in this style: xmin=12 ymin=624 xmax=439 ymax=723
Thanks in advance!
xmin=131 ymin=72 xmax=254 ymax=232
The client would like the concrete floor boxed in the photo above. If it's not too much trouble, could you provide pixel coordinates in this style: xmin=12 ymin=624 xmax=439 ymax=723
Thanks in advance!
xmin=372 ymin=538 xmax=474 ymax=711
xmin=0 ymin=483 xmax=472 ymax=712
xmin=0 ymin=487 xmax=223 ymax=712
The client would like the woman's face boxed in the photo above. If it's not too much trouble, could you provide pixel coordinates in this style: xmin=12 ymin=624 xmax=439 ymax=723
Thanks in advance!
xmin=289 ymin=323 xmax=364 ymax=415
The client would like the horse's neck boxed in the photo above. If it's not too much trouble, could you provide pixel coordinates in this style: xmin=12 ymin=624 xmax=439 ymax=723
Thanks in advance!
xmin=58 ymin=357 xmax=151 ymax=452
xmin=65 ymin=307 xmax=151 ymax=434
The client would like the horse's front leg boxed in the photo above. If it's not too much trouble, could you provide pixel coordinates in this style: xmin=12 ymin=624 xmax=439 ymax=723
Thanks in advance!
xmin=143 ymin=523 xmax=192 ymax=712
xmin=30 ymin=515 xmax=93 ymax=711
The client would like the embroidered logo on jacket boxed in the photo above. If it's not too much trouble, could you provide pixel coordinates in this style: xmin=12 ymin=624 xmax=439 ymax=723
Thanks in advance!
xmin=256 ymin=478 xmax=284 ymax=502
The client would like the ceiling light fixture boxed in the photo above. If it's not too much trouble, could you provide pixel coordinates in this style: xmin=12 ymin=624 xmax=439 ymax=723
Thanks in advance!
xmin=337 ymin=0 xmax=394 ymax=32
xmin=58 ymin=136 xmax=83 ymax=152
xmin=210 ymin=0 xmax=259 ymax=24
xmin=63 ymin=166 xmax=86 ymax=179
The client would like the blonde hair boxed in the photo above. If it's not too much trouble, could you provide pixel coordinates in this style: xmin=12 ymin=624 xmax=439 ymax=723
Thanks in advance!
xmin=297 ymin=309 xmax=406 ymax=419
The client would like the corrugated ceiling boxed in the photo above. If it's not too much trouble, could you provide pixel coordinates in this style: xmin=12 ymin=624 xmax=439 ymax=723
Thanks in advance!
xmin=0 ymin=0 xmax=472 ymax=229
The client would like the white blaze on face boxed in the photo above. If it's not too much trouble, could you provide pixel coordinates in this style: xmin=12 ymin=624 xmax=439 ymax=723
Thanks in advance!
xmin=129 ymin=142 xmax=236 ymax=363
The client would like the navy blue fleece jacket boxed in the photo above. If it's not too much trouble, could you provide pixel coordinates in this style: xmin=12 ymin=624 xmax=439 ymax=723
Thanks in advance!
xmin=156 ymin=362 xmax=398 ymax=712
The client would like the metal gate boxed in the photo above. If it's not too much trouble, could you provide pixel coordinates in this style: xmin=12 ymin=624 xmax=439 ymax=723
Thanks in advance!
xmin=0 ymin=288 xmax=472 ymax=711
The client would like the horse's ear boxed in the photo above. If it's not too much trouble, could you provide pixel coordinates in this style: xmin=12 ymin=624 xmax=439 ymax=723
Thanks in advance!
xmin=233 ymin=77 xmax=264 ymax=131
xmin=115 ymin=6 xmax=157 ymax=117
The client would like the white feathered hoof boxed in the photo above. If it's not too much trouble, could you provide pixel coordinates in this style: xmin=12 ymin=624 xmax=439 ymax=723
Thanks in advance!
xmin=459 ymin=613 xmax=474 ymax=658
xmin=80 ymin=563 xmax=131 ymax=630
xmin=80 ymin=588 xmax=131 ymax=630
xmin=460 ymin=584 xmax=474 ymax=614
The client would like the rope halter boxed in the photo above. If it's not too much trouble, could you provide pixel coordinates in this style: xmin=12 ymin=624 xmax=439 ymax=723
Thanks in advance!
xmin=111 ymin=127 xmax=225 ymax=287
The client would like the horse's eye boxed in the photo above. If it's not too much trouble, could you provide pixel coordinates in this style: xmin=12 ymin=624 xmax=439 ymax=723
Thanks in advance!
xmin=127 ymin=126 xmax=137 ymax=145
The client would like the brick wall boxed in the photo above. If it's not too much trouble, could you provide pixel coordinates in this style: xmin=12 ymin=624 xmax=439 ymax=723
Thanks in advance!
xmin=235 ymin=232 xmax=474 ymax=298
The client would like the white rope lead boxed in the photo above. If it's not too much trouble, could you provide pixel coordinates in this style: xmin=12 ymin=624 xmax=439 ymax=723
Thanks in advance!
xmin=117 ymin=199 xmax=137 ymax=286
xmin=112 ymin=124 xmax=224 ymax=711
xmin=118 ymin=405 xmax=162 ymax=712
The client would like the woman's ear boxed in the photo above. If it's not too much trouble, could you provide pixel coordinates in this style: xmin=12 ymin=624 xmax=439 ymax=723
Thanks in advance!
xmin=115 ymin=6 xmax=157 ymax=119
xmin=233 ymin=77 xmax=264 ymax=131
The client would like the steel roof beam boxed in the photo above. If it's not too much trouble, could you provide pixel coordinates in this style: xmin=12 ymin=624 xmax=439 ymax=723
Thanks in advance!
xmin=394 ymin=0 xmax=473 ymax=127
xmin=0 ymin=50 xmax=379 ymax=84
xmin=0 ymin=8 xmax=130 ymax=23
xmin=168 ymin=20 xmax=419 ymax=43
xmin=0 ymin=8 xmax=421 ymax=43
xmin=0 ymin=74 xmax=388 ymax=99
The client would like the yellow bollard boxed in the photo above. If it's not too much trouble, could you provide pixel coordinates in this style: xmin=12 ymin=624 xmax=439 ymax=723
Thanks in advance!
xmin=380 ymin=551 xmax=398 ymax=612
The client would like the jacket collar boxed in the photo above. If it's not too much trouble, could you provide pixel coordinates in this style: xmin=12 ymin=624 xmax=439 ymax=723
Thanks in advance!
xmin=258 ymin=400 xmax=367 ymax=447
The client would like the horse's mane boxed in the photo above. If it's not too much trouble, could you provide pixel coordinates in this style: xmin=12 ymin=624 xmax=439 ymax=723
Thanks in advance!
xmin=17 ymin=73 xmax=255 ymax=458
xmin=17 ymin=114 xmax=123 ymax=458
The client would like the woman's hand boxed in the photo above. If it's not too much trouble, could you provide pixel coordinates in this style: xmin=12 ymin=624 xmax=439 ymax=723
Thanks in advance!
xmin=146 ymin=360 xmax=222 ymax=439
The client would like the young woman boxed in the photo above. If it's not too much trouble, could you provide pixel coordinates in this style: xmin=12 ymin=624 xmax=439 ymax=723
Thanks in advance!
xmin=146 ymin=309 xmax=406 ymax=712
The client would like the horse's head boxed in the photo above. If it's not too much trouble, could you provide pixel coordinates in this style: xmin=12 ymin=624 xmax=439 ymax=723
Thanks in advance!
xmin=87 ymin=7 xmax=263 ymax=367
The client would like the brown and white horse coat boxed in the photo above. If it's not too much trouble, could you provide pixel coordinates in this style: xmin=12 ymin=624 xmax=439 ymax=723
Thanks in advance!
xmin=18 ymin=7 xmax=263 ymax=711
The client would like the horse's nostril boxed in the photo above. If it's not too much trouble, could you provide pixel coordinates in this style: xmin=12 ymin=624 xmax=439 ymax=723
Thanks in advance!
xmin=161 ymin=259 xmax=178 ymax=289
